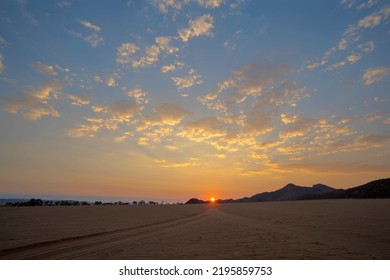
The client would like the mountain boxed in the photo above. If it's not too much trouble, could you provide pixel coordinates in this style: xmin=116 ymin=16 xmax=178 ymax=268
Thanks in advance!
xmin=185 ymin=198 xmax=207 ymax=204
xmin=226 ymin=183 xmax=335 ymax=203
xmin=300 ymin=178 xmax=390 ymax=200
xmin=185 ymin=178 xmax=390 ymax=204
xmin=185 ymin=183 xmax=335 ymax=204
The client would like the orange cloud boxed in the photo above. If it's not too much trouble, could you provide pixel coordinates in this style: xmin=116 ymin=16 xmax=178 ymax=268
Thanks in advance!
xmin=178 ymin=14 xmax=214 ymax=42
xmin=3 ymin=80 xmax=62 ymax=120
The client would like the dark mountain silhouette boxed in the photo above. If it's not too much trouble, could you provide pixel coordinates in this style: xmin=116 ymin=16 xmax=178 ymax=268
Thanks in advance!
xmin=185 ymin=178 xmax=390 ymax=204
xmin=185 ymin=198 xmax=207 ymax=204
xmin=300 ymin=178 xmax=390 ymax=200
xmin=223 ymin=183 xmax=335 ymax=203
xmin=186 ymin=183 xmax=335 ymax=204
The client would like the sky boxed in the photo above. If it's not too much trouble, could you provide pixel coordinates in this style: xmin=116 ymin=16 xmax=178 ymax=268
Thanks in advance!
xmin=0 ymin=0 xmax=389 ymax=202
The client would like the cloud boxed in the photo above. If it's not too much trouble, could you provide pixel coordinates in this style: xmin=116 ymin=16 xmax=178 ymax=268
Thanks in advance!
xmin=154 ymin=158 xmax=198 ymax=168
xmin=93 ymin=75 xmax=103 ymax=83
xmin=275 ymin=116 xmax=390 ymax=161
xmin=171 ymin=68 xmax=203 ymax=89
xmin=84 ymin=117 xmax=104 ymax=123
xmin=77 ymin=19 xmax=102 ymax=32
xmin=273 ymin=161 xmax=390 ymax=174
xmin=67 ymin=118 xmax=107 ymax=139
xmin=279 ymin=118 xmax=318 ymax=139
xmin=358 ymin=41 xmax=374 ymax=53
xmin=161 ymin=64 xmax=176 ymax=73
xmin=325 ymin=54 xmax=361 ymax=71
xmin=58 ymin=0 xmax=71 ymax=8
xmin=223 ymin=40 xmax=237 ymax=51
xmin=33 ymin=62 xmax=58 ymax=76
xmin=195 ymin=64 xmax=310 ymax=161
xmin=106 ymin=73 xmax=121 ymax=87
xmin=123 ymin=87 xmax=149 ymax=105
xmin=151 ymin=0 xmax=188 ymax=14
xmin=165 ymin=145 xmax=179 ymax=151
xmin=179 ymin=117 xmax=227 ymax=142
xmin=310 ymin=132 xmax=390 ymax=156
xmin=132 ymin=45 xmax=161 ymax=68
xmin=346 ymin=54 xmax=361 ymax=64
xmin=358 ymin=14 xmax=382 ymax=28
xmin=198 ymin=79 xmax=235 ymax=104
xmin=0 ymin=36 xmax=9 ymax=47
xmin=373 ymin=96 xmax=386 ymax=103
xmin=67 ymin=93 xmax=93 ymax=106
xmin=306 ymin=5 xmax=387 ymax=71
xmin=66 ymin=28 xmax=103 ymax=48
xmin=343 ymin=5 xmax=389 ymax=36
xmin=356 ymin=134 xmax=390 ymax=147
xmin=280 ymin=113 xmax=298 ymax=124
xmin=233 ymin=63 xmax=292 ymax=96
xmin=4 ymin=96 xmax=60 ymax=120
xmin=116 ymin=36 xmax=177 ymax=69
xmin=197 ymin=65 xmax=307 ymax=153
xmin=3 ymin=80 xmax=63 ymax=120
xmin=116 ymin=43 xmax=140 ymax=65
xmin=68 ymin=19 xmax=104 ymax=47
xmin=340 ymin=0 xmax=379 ymax=10
xmin=338 ymin=38 xmax=348 ymax=50
xmin=357 ymin=0 xmax=378 ymax=10
xmin=199 ymin=63 xmax=292 ymax=109
xmin=305 ymin=60 xmax=327 ymax=71
xmin=155 ymin=36 xmax=178 ymax=54
xmin=229 ymin=0 xmax=244 ymax=9
xmin=153 ymin=103 xmax=191 ymax=125
xmin=114 ymin=131 xmax=133 ymax=143
xmin=178 ymin=14 xmax=214 ymax=42
xmin=162 ymin=60 xmax=185 ymax=73
xmin=92 ymin=100 xmax=140 ymax=119
xmin=340 ymin=0 xmax=356 ymax=9
xmin=92 ymin=100 xmax=141 ymax=130
xmin=67 ymin=123 xmax=101 ymax=138
xmin=362 ymin=112 xmax=383 ymax=122
xmin=136 ymin=104 xmax=190 ymax=133
xmin=242 ymin=112 xmax=274 ymax=136
xmin=197 ymin=0 xmax=225 ymax=8
xmin=84 ymin=33 xmax=104 ymax=48
xmin=325 ymin=61 xmax=346 ymax=71
xmin=54 ymin=64 xmax=70 ymax=73
xmin=0 ymin=54 xmax=4 ymax=73
xmin=362 ymin=67 xmax=390 ymax=85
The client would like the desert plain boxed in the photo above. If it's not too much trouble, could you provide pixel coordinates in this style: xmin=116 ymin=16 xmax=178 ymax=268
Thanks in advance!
xmin=0 ymin=199 xmax=390 ymax=259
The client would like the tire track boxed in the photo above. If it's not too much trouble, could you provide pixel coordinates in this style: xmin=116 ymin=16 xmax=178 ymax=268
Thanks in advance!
xmin=0 ymin=207 xmax=214 ymax=260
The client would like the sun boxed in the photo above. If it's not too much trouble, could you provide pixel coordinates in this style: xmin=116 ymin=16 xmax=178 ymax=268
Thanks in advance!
xmin=210 ymin=196 xmax=216 ymax=203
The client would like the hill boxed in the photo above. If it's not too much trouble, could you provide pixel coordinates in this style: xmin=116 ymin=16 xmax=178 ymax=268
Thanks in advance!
xmin=230 ymin=183 xmax=335 ymax=203
xmin=185 ymin=183 xmax=335 ymax=204
xmin=185 ymin=198 xmax=207 ymax=204
xmin=185 ymin=178 xmax=390 ymax=204
xmin=300 ymin=178 xmax=390 ymax=200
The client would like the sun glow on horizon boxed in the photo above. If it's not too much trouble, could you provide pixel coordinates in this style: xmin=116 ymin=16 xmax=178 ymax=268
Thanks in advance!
xmin=210 ymin=197 xmax=216 ymax=203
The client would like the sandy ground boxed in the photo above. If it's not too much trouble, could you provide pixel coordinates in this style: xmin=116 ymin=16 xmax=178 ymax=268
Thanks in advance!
xmin=0 ymin=199 xmax=389 ymax=259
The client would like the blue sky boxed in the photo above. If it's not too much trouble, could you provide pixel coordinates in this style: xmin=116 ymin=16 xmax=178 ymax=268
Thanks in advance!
xmin=0 ymin=0 xmax=389 ymax=202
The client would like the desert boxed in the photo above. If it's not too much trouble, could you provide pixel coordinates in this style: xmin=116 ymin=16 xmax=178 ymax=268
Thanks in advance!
xmin=1 ymin=199 xmax=390 ymax=260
